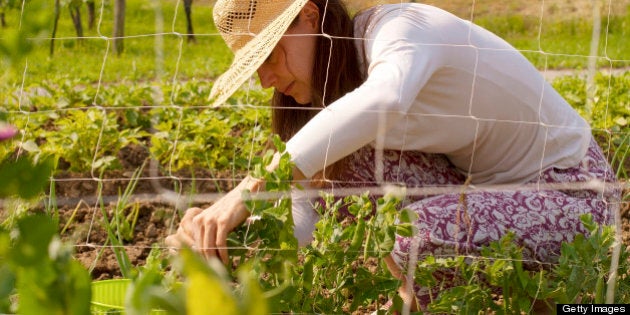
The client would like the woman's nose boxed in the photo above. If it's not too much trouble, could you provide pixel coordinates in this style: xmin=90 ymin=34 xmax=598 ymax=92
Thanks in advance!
xmin=257 ymin=65 xmax=277 ymax=89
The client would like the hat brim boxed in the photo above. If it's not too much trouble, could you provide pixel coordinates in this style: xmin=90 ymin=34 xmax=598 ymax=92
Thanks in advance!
xmin=209 ymin=0 xmax=310 ymax=107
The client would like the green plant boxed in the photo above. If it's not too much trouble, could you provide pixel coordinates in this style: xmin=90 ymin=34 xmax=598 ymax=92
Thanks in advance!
xmin=40 ymin=108 xmax=145 ymax=172
xmin=553 ymin=214 xmax=630 ymax=304
xmin=0 ymin=214 xmax=92 ymax=315
xmin=226 ymin=135 xmax=299 ymax=300
xmin=111 ymin=167 xmax=145 ymax=243
xmin=423 ymin=214 xmax=630 ymax=313
xmin=95 ymin=165 xmax=146 ymax=278
xmin=121 ymin=246 xmax=267 ymax=315
xmin=419 ymin=255 xmax=498 ymax=314
xmin=179 ymin=250 xmax=268 ymax=315
xmin=0 ymin=155 xmax=53 ymax=200
xmin=0 ymin=0 xmax=51 ymax=75
xmin=298 ymin=191 xmax=417 ymax=314
xmin=149 ymin=99 xmax=270 ymax=173
xmin=0 ymin=126 xmax=89 ymax=314
xmin=224 ymin=137 xmax=418 ymax=313
xmin=118 ymin=140 xmax=414 ymax=314
xmin=125 ymin=245 xmax=185 ymax=315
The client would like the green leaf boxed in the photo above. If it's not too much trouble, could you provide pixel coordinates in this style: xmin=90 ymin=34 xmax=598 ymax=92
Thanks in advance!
xmin=0 ymin=156 xmax=52 ymax=199
xmin=126 ymin=272 xmax=185 ymax=315
xmin=399 ymin=208 xmax=418 ymax=223
xmin=10 ymin=214 xmax=91 ymax=315
xmin=237 ymin=267 xmax=268 ymax=315
xmin=0 ymin=265 xmax=15 ymax=313
xmin=10 ymin=215 xmax=56 ymax=266
xmin=395 ymin=223 xmax=416 ymax=237
xmin=92 ymin=156 xmax=116 ymax=170
xmin=62 ymin=260 xmax=92 ymax=315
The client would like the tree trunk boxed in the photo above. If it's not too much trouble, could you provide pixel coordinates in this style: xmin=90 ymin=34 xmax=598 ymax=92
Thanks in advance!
xmin=184 ymin=0 xmax=195 ymax=43
xmin=70 ymin=5 xmax=84 ymax=40
xmin=113 ymin=0 xmax=126 ymax=55
xmin=87 ymin=1 xmax=95 ymax=30
xmin=50 ymin=0 xmax=61 ymax=56
xmin=1 ymin=13 xmax=6 ymax=28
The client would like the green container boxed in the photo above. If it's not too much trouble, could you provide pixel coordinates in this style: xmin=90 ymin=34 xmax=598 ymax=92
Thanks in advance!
xmin=91 ymin=279 xmax=129 ymax=314
xmin=91 ymin=279 xmax=166 ymax=314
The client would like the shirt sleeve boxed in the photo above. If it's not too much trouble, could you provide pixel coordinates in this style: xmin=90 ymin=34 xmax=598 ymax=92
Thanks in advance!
xmin=285 ymin=10 xmax=444 ymax=178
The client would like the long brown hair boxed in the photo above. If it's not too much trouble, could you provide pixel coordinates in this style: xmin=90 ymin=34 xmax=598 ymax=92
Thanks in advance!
xmin=271 ymin=0 xmax=364 ymax=183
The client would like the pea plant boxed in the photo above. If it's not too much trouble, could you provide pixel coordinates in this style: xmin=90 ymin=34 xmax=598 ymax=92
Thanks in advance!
xmin=424 ymin=214 xmax=630 ymax=313
xmin=121 ymin=138 xmax=628 ymax=314
xmin=118 ymin=136 xmax=417 ymax=314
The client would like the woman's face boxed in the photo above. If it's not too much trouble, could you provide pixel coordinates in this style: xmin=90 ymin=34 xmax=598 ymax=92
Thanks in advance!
xmin=256 ymin=2 xmax=319 ymax=104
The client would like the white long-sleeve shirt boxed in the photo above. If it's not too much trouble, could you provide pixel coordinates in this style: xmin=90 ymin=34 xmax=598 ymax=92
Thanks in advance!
xmin=285 ymin=3 xmax=591 ymax=185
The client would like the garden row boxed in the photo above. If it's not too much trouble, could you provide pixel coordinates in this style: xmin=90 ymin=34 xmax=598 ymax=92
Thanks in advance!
xmin=1 ymin=71 xmax=628 ymax=180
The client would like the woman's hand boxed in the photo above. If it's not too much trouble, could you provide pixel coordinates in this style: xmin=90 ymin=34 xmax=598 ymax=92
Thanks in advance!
xmin=190 ymin=185 xmax=252 ymax=263
xmin=165 ymin=207 xmax=204 ymax=252
xmin=165 ymin=152 xmax=305 ymax=263
xmin=165 ymin=176 xmax=262 ymax=264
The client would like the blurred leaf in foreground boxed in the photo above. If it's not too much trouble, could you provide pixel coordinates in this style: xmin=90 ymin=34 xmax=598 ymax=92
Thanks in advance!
xmin=0 ymin=156 xmax=53 ymax=199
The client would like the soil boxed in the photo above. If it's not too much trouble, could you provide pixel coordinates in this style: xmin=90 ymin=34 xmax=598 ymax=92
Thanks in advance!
xmin=59 ymin=199 xmax=179 ymax=280
xmin=54 ymin=144 xmax=226 ymax=280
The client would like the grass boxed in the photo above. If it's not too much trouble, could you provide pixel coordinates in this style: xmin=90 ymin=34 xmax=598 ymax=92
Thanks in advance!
xmin=2 ymin=0 xmax=232 ymax=83
xmin=478 ymin=14 xmax=630 ymax=69
xmin=345 ymin=1 xmax=630 ymax=68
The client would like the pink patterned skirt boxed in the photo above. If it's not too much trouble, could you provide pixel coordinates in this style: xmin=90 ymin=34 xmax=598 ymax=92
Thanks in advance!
xmin=329 ymin=137 xmax=619 ymax=305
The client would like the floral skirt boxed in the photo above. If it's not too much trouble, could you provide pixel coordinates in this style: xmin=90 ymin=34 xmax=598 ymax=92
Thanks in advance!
xmin=331 ymin=138 xmax=619 ymax=306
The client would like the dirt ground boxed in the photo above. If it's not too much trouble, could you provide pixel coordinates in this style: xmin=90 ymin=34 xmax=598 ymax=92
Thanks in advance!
xmin=54 ymin=144 xmax=224 ymax=280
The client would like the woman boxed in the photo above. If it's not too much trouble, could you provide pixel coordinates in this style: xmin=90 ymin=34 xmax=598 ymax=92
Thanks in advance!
xmin=166 ymin=0 xmax=619 ymax=310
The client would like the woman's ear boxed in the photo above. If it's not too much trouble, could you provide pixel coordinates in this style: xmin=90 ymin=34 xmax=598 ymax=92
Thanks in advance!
xmin=300 ymin=1 xmax=320 ymax=31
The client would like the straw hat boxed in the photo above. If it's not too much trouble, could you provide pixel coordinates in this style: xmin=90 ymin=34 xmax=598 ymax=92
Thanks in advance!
xmin=210 ymin=0 xmax=310 ymax=107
